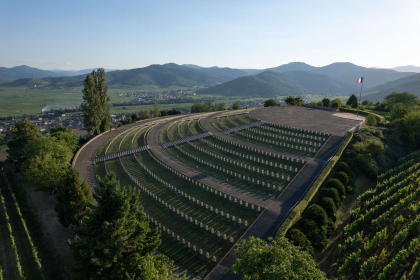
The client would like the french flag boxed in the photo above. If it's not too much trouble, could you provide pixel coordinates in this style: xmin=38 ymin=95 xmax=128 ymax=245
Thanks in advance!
xmin=357 ymin=77 xmax=364 ymax=84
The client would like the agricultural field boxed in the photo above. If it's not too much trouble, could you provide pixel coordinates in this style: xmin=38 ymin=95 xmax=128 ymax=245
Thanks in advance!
xmin=94 ymin=122 xmax=262 ymax=277
xmin=0 ymin=171 xmax=45 ymax=280
xmin=337 ymin=150 xmax=420 ymax=280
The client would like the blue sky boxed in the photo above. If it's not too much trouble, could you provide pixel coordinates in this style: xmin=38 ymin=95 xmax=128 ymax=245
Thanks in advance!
xmin=1 ymin=0 xmax=419 ymax=70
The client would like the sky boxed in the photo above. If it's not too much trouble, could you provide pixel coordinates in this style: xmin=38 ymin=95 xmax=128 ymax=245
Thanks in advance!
xmin=1 ymin=0 xmax=419 ymax=71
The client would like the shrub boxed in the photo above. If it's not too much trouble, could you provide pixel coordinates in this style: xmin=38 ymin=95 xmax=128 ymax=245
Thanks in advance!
xmin=334 ymin=171 xmax=349 ymax=186
xmin=288 ymin=229 xmax=314 ymax=254
xmin=321 ymin=188 xmax=341 ymax=207
xmin=306 ymin=205 xmax=328 ymax=226
xmin=322 ymin=98 xmax=330 ymax=107
xmin=326 ymin=219 xmax=336 ymax=237
xmin=366 ymin=114 xmax=376 ymax=126
xmin=327 ymin=179 xmax=346 ymax=198
xmin=301 ymin=218 xmax=328 ymax=249
xmin=319 ymin=197 xmax=337 ymax=221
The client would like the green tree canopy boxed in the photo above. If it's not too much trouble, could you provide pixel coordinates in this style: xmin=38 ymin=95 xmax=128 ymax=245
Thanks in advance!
xmin=69 ymin=172 xmax=175 ymax=280
xmin=285 ymin=96 xmax=304 ymax=106
xmin=81 ymin=68 xmax=111 ymax=135
xmin=55 ymin=167 xmax=94 ymax=228
xmin=346 ymin=94 xmax=358 ymax=108
xmin=264 ymin=98 xmax=278 ymax=107
xmin=5 ymin=119 xmax=41 ymax=167
xmin=384 ymin=92 xmax=419 ymax=110
xmin=232 ymin=102 xmax=241 ymax=110
xmin=316 ymin=101 xmax=323 ymax=106
xmin=365 ymin=114 xmax=377 ymax=126
xmin=232 ymin=236 xmax=326 ymax=280
xmin=389 ymin=103 xmax=410 ymax=120
xmin=50 ymin=125 xmax=79 ymax=153
xmin=321 ymin=98 xmax=330 ymax=107
xmin=153 ymin=103 xmax=160 ymax=118
xmin=330 ymin=98 xmax=342 ymax=109
xmin=138 ymin=110 xmax=150 ymax=120
xmin=217 ymin=102 xmax=226 ymax=111
xmin=21 ymin=135 xmax=73 ymax=192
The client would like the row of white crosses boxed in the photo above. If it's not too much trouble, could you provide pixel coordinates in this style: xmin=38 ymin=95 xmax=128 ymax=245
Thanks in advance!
xmin=265 ymin=122 xmax=330 ymax=138
xmin=147 ymin=151 xmax=262 ymax=213
xmin=188 ymin=141 xmax=298 ymax=178
xmin=119 ymin=156 xmax=241 ymax=243
xmin=237 ymin=130 xmax=319 ymax=153
xmin=212 ymin=134 xmax=305 ymax=164
xmin=133 ymin=153 xmax=254 ymax=226
xmin=144 ymin=212 xmax=218 ymax=262
xmin=255 ymin=124 xmax=328 ymax=142
xmin=248 ymin=128 xmax=323 ymax=146
xmin=174 ymin=143 xmax=287 ymax=189
xmin=199 ymin=138 xmax=301 ymax=173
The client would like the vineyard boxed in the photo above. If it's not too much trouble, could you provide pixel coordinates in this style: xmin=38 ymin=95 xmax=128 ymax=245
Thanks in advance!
xmin=0 ymin=170 xmax=45 ymax=280
xmin=338 ymin=150 xmax=420 ymax=279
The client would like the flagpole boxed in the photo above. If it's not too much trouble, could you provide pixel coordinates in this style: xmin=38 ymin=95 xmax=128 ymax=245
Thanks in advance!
xmin=357 ymin=77 xmax=364 ymax=116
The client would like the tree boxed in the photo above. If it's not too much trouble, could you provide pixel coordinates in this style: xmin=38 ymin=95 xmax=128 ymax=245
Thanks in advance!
xmin=232 ymin=102 xmax=241 ymax=110
xmin=301 ymin=218 xmax=328 ymax=249
xmin=384 ymin=92 xmax=419 ymax=111
xmin=264 ymin=99 xmax=278 ymax=107
xmin=389 ymin=103 xmax=410 ymax=120
xmin=365 ymin=114 xmax=377 ymax=126
xmin=321 ymin=188 xmax=341 ymax=207
xmin=138 ymin=110 xmax=150 ymax=120
xmin=50 ymin=126 xmax=79 ymax=153
xmin=191 ymin=100 xmax=203 ymax=113
xmin=232 ymin=236 xmax=326 ymax=280
xmin=203 ymin=101 xmax=213 ymax=112
xmin=5 ymin=120 xmax=41 ymax=167
xmin=398 ymin=110 xmax=420 ymax=147
xmin=322 ymin=98 xmax=330 ymax=107
xmin=319 ymin=197 xmax=337 ymax=221
xmin=81 ymin=68 xmax=111 ymax=135
xmin=316 ymin=101 xmax=323 ymax=106
xmin=131 ymin=113 xmax=139 ymax=121
xmin=153 ymin=103 xmax=160 ymax=118
xmin=285 ymin=96 xmax=304 ymax=106
xmin=334 ymin=171 xmax=349 ymax=186
xmin=0 ymin=134 xmax=4 ymax=146
xmin=288 ymin=229 xmax=314 ymax=254
xmin=346 ymin=94 xmax=358 ymax=108
xmin=327 ymin=178 xmax=346 ymax=198
xmin=217 ymin=102 xmax=226 ymax=111
xmin=330 ymin=98 xmax=342 ymax=109
xmin=306 ymin=205 xmax=328 ymax=226
xmin=21 ymin=135 xmax=73 ymax=192
xmin=55 ymin=167 xmax=94 ymax=228
xmin=69 ymin=172 xmax=176 ymax=280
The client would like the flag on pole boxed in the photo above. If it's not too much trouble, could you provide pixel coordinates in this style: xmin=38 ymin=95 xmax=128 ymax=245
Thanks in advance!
xmin=357 ymin=77 xmax=364 ymax=84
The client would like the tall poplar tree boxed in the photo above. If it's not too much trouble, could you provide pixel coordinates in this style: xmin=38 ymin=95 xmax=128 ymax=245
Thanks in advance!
xmin=68 ymin=172 xmax=176 ymax=280
xmin=81 ymin=68 xmax=111 ymax=135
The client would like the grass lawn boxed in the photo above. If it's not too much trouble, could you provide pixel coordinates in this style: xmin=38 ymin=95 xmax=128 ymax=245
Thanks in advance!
xmin=188 ymin=119 xmax=206 ymax=135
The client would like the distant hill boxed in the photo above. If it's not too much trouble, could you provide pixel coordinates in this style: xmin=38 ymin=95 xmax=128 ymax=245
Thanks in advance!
xmin=196 ymin=71 xmax=307 ymax=97
xmin=390 ymin=65 xmax=420 ymax=73
xmin=280 ymin=70 xmax=358 ymax=94
xmin=2 ymin=63 xmax=226 ymax=88
xmin=260 ymin=62 xmax=415 ymax=89
xmin=182 ymin=64 xmax=249 ymax=81
xmin=0 ymin=65 xmax=118 ymax=81
xmin=361 ymin=73 xmax=420 ymax=102
xmin=0 ymin=65 xmax=60 ymax=80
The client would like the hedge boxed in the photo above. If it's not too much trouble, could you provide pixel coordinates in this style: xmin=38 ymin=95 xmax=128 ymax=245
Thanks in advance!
xmin=276 ymin=132 xmax=353 ymax=237
xmin=339 ymin=108 xmax=386 ymax=126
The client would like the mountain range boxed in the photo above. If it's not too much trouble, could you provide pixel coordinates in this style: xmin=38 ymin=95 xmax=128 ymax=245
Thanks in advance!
xmin=1 ymin=62 xmax=419 ymax=101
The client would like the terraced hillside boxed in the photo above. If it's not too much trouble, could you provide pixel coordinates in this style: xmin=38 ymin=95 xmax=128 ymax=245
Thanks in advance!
xmin=338 ymin=150 xmax=420 ymax=280
xmin=94 ymin=121 xmax=261 ymax=278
